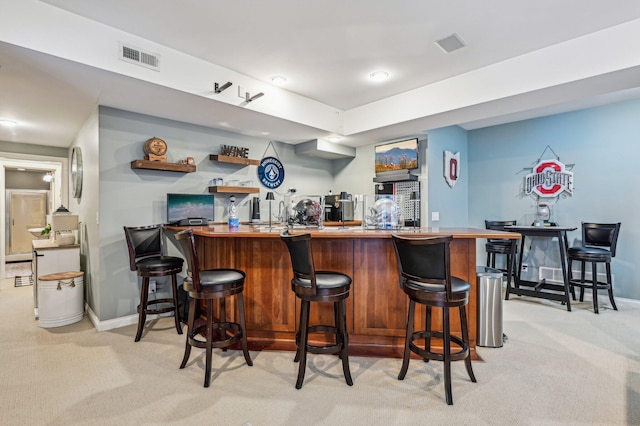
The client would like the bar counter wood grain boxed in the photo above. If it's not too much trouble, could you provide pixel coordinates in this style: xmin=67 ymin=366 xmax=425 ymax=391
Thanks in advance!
xmin=165 ymin=225 xmax=519 ymax=358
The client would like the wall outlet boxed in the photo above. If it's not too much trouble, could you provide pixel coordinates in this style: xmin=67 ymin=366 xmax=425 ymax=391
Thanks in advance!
xmin=431 ymin=211 xmax=440 ymax=221
xmin=521 ymin=263 xmax=528 ymax=272
xmin=149 ymin=280 xmax=156 ymax=293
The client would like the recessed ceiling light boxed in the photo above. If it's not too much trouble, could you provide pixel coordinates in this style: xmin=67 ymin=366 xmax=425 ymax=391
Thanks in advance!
xmin=327 ymin=136 xmax=342 ymax=143
xmin=368 ymin=71 xmax=390 ymax=82
xmin=0 ymin=119 xmax=17 ymax=127
xmin=271 ymin=76 xmax=288 ymax=86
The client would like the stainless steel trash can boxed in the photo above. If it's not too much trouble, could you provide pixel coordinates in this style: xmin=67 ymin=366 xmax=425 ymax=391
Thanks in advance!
xmin=476 ymin=266 xmax=503 ymax=348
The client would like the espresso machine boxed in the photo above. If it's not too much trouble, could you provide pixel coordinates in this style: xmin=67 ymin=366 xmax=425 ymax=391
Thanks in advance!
xmin=324 ymin=192 xmax=355 ymax=222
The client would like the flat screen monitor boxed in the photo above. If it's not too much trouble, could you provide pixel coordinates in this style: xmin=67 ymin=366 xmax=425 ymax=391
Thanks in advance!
xmin=166 ymin=193 xmax=214 ymax=224
xmin=374 ymin=138 xmax=419 ymax=173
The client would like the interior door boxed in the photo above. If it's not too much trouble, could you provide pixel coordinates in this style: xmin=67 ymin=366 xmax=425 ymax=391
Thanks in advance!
xmin=9 ymin=191 xmax=47 ymax=255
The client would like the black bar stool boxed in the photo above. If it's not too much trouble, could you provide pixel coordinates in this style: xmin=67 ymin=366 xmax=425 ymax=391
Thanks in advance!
xmin=124 ymin=224 xmax=183 ymax=342
xmin=280 ymin=231 xmax=353 ymax=389
xmin=175 ymin=228 xmax=252 ymax=387
xmin=484 ymin=220 xmax=518 ymax=287
xmin=392 ymin=234 xmax=476 ymax=405
xmin=568 ymin=222 xmax=621 ymax=314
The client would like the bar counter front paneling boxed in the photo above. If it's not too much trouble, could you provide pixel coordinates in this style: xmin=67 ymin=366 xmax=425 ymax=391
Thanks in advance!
xmin=165 ymin=225 xmax=519 ymax=357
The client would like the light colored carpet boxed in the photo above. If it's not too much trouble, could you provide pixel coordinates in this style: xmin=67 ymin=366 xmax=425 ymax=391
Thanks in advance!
xmin=0 ymin=277 xmax=638 ymax=426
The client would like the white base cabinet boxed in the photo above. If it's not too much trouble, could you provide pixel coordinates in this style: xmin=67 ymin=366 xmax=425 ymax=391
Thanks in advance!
xmin=32 ymin=240 xmax=81 ymax=320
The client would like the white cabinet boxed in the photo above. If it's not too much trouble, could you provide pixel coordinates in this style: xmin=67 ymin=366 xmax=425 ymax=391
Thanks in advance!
xmin=32 ymin=240 xmax=80 ymax=319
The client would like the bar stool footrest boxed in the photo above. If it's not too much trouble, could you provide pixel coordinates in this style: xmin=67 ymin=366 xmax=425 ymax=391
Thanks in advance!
xmin=138 ymin=297 xmax=178 ymax=315
xmin=298 ymin=324 xmax=343 ymax=355
xmin=408 ymin=330 xmax=469 ymax=362
xmin=188 ymin=322 xmax=243 ymax=350
xmin=569 ymin=279 xmax=612 ymax=290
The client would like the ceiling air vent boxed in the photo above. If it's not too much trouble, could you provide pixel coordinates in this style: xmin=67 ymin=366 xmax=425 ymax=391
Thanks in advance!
xmin=119 ymin=43 xmax=160 ymax=71
xmin=435 ymin=33 xmax=466 ymax=54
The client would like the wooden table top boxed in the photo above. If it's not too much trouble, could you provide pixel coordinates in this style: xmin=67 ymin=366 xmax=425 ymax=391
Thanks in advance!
xmin=165 ymin=224 xmax=521 ymax=240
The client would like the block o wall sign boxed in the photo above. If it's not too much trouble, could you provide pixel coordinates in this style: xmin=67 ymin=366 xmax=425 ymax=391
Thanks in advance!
xmin=444 ymin=150 xmax=460 ymax=188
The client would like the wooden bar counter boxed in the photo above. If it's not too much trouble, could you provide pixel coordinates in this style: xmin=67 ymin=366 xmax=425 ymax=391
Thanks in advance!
xmin=165 ymin=224 xmax=519 ymax=357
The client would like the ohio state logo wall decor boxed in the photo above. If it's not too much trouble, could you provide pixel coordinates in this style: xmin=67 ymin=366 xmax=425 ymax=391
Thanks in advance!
xmin=521 ymin=145 xmax=574 ymax=201
xmin=524 ymin=159 xmax=573 ymax=198
xmin=444 ymin=150 xmax=460 ymax=188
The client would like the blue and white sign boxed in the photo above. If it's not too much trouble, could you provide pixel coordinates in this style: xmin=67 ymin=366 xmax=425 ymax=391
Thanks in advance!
xmin=258 ymin=156 xmax=285 ymax=189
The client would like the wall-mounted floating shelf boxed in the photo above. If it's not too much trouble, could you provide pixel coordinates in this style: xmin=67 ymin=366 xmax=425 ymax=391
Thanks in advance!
xmin=208 ymin=186 xmax=259 ymax=194
xmin=209 ymin=155 xmax=259 ymax=166
xmin=131 ymin=160 xmax=196 ymax=173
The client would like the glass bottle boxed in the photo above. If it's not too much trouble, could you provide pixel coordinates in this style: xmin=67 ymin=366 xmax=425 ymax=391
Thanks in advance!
xmin=228 ymin=195 xmax=239 ymax=229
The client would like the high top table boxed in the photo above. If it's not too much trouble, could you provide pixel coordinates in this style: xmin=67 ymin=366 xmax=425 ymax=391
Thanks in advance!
xmin=165 ymin=224 xmax=520 ymax=357
xmin=504 ymin=225 xmax=577 ymax=311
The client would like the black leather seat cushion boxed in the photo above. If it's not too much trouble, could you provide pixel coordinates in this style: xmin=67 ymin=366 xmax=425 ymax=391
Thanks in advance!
xmin=404 ymin=276 xmax=471 ymax=294
xmin=568 ymin=246 xmax=611 ymax=262
xmin=198 ymin=269 xmax=245 ymax=292
xmin=293 ymin=271 xmax=352 ymax=289
xmin=136 ymin=255 xmax=184 ymax=273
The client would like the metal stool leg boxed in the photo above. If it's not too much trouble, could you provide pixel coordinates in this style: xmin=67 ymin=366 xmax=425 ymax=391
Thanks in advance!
xmin=443 ymin=306 xmax=453 ymax=406
xmin=337 ymin=299 xmax=353 ymax=386
xmin=295 ymin=300 xmax=310 ymax=389
xmin=606 ymin=263 xmax=617 ymax=311
xmin=171 ymin=274 xmax=183 ymax=335
xmin=180 ymin=298 xmax=196 ymax=369
xmin=398 ymin=299 xmax=415 ymax=380
xmin=237 ymin=293 xmax=253 ymax=366
xmin=135 ymin=277 xmax=150 ymax=342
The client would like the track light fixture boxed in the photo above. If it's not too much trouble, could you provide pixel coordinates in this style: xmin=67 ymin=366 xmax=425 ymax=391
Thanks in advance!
xmin=214 ymin=81 xmax=232 ymax=93
xmin=245 ymin=92 xmax=264 ymax=103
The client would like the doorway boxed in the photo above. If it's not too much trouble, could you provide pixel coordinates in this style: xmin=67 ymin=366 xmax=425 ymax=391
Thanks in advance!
xmin=0 ymin=157 xmax=64 ymax=278
xmin=5 ymin=189 xmax=48 ymax=260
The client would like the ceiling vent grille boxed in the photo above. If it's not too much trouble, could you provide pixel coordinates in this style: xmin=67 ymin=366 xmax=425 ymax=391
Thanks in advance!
xmin=435 ymin=33 xmax=466 ymax=54
xmin=119 ymin=43 xmax=160 ymax=71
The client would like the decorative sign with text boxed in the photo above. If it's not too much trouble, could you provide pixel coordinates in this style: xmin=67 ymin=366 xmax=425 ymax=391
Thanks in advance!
xmin=524 ymin=158 xmax=573 ymax=198
xmin=221 ymin=144 xmax=249 ymax=158
xmin=258 ymin=156 xmax=285 ymax=189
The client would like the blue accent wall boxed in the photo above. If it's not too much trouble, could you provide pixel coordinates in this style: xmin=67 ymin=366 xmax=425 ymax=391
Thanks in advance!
xmin=427 ymin=126 xmax=469 ymax=227
xmin=467 ymin=99 xmax=640 ymax=300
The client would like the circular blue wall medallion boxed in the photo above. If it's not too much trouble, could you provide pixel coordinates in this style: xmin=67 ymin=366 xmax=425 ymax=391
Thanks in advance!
xmin=258 ymin=156 xmax=285 ymax=189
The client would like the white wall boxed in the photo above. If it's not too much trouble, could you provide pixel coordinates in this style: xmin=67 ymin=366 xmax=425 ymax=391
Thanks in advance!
xmin=68 ymin=108 xmax=100 ymax=317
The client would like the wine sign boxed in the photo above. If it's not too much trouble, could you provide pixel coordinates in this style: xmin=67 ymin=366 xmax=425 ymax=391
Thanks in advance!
xmin=221 ymin=145 xmax=249 ymax=158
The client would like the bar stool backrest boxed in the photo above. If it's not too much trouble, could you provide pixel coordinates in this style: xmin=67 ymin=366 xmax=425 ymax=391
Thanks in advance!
xmin=392 ymin=234 xmax=453 ymax=300
xmin=280 ymin=232 xmax=317 ymax=295
xmin=485 ymin=220 xmax=516 ymax=242
xmin=582 ymin=222 xmax=621 ymax=257
xmin=124 ymin=224 xmax=164 ymax=271
xmin=175 ymin=228 xmax=203 ymax=292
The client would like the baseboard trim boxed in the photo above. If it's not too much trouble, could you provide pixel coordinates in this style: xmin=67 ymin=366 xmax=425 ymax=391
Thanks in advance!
xmin=85 ymin=303 xmax=138 ymax=332
xmin=84 ymin=297 xmax=640 ymax=333
xmin=85 ymin=303 xmax=175 ymax=332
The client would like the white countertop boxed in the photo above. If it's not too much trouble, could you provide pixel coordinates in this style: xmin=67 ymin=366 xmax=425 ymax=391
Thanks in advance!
xmin=32 ymin=239 xmax=80 ymax=250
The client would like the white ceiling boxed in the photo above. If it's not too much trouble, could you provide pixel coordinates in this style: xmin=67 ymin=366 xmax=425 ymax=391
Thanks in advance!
xmin=2 ymin=0 xmax=640 ymax=149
